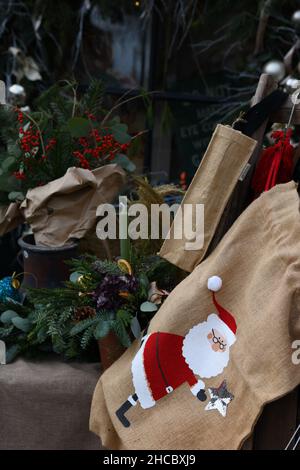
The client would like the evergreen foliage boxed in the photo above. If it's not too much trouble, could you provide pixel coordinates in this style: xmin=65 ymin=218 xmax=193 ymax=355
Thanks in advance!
xmin=0 ymin=254 xmax=184 ymax=362
xmin=0 ymin=78 xmax=134 ymax=200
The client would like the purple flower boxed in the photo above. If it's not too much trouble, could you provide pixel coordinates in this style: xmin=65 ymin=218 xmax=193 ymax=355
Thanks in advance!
xmin=92 ymin=274 xmax=138 ymax=311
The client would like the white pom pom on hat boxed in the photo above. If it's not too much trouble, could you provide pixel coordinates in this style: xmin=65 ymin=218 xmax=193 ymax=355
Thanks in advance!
xmin=207 ymin=275 xmax=237 ymax=346
xmin=207 ymin=275 xmax=222 ymax=292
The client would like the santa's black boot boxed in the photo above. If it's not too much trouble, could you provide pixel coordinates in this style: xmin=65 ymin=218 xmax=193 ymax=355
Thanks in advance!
xmin=116 ymin=394 xmax=138 ymax=428
xmin=197 ymin=389 xmax=207 ymax=402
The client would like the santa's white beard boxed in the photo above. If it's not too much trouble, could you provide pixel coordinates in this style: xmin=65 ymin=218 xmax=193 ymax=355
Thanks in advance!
xmin=182 ymin=320 xmax=230 ymax=379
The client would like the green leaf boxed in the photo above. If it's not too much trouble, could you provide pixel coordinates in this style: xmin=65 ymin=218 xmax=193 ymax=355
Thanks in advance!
xmin=0 ymin=310 xmax=19 ymax=324
xmin=0 ymin=324 xmax=14 ymax=337
xmin=111 ymin=123 xmax=131 ymax=144
xmin=23 ymin=122 xmax=31 ymax=133
xmin=107 ymin=116 xmax=120 ymax=126
xmin=11 ymin=317 xmax=32 ymax=332
xmin=114 ymin=154 xmax=136 ymax=172
xmin=6 ymin=344 xmax=20 ymax=363
xmin=7 ymin=142 xmax=21 ymax=159
xmin=139 ymin=273 xmax=149 ymax=293
xmin=69 ymin=317 xmax=98 ymax=336
xmin=131 ymin=316 xmax=141 ymax=339
xmin=94 ymin=318 xmax=111 ymax=339
xmin=113 ymin=318 xmax=131 ymax=348
xmin=140 ymin=301 xmax=158 ymax=313
xmin=112 ymin=122 xmax=128 ymax=132
xmin=117 ymin=309 xmax=133 ymax=327
xmin=1 ymin=156 xmax=15 ymax=171
xmin=8 ymin=191 xmax=25 ymax=202
xmin=67 ymin=117 xmax=90 ymax=137
xmin=0 ymin=173 xmax=21 ymax=192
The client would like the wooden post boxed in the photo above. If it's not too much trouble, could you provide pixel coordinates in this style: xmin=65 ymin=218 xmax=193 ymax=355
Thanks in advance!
xmin=150 ymin=101 xmax=172 ymax=183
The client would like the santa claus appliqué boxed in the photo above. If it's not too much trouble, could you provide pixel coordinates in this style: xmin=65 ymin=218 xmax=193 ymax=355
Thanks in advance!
xmin=116 ymin=276 xmax=237 ymax=427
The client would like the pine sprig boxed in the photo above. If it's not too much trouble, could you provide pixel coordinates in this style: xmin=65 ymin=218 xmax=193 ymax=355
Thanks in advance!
xmin=27 ymin=287 xmax=79 ymax=305
xmin=80 ymin=324 xmax=96 ymax=350
xmin=70 ymin=316 xmax=99 ymax=336
xmin=34 ymin=82 xmax=75 ymax=122
xmin=92 ymin=259 xmax=122 ymax=276
xmin=67 ymin=254 xmax=99 ymax=275
xmin=80 ymin=79 xmax=105 ymax=117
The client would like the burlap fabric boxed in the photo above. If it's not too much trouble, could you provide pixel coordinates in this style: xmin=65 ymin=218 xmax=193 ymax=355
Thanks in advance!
xmin=159 ymin=124 xmax=257 ymax=272
xmin=0 ymin=357 xmax=102 ymax=450
xmin=90 ymin=182 xmax=300 ymax=450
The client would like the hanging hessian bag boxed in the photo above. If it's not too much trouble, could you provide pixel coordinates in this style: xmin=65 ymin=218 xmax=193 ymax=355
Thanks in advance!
xmin=159 ymin=89 xmax=288 ymax=272
xmin=90 ymin=181 xmax=300 ymax=450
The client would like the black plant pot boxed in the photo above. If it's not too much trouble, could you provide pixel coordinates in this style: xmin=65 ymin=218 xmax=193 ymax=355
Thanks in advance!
xmin=18 ymin=234 xmax=78 ymax=289
xmin=0 ymin=228 xmax=22 ymax=278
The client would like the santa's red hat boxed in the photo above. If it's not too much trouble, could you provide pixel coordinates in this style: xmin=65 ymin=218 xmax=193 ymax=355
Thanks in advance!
xmin=207 ymin=276 xmax=237 ymax=346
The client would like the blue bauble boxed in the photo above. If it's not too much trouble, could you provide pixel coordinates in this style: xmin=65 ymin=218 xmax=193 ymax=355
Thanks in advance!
xmin=0 ymin=277 xmax=21 ymax=303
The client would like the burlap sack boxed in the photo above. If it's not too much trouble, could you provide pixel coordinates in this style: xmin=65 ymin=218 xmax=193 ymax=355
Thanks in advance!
xmin=90 ymin=181 xmax=300 ymax=450
xmin=159 ymin=124 xmax=257 ymax=272
xmin=0 ymin=357 xmax=101 ymax=450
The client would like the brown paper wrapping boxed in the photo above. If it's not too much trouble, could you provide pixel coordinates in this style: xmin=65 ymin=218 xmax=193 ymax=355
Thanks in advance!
xmin=0 ymin=202 xmax=23 ymax=236
xmin=0 ymin=164 xmax=126 ymax=247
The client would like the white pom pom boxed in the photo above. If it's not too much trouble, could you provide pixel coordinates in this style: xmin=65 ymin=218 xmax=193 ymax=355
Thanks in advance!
xmin=9 ymin=84 xmax=25 ymax=95
xmin=207 ymin=276 xmax=222 ymax=292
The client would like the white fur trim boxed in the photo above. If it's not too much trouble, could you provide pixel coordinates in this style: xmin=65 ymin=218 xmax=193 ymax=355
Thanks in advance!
xmin=207 ymin=276 xmax=222 ymax=292
xmin=128 ymin=395 xmax=138 ymax=406
xmin=131 ymin=335 xmax=156 ymax=409
xmin=207 ymin=313 xmax=236 ymax=346
xmin=190 ymin=380 xmax=205 ymax=396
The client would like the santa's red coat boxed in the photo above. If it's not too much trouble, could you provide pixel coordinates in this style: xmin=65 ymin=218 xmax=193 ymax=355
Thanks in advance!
xmin=143 ymin=332 xmax=198 ymax=401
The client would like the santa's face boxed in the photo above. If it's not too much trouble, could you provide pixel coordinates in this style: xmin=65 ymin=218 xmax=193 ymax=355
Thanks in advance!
xmin=207 ymin=328 xmax=227 ymax=352
xmin=182 ymin=315 xmax=231 ymax=379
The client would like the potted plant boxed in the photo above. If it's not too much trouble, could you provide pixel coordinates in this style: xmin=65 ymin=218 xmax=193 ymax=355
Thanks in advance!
xmin=0 ymin=80 xmax=139 ymax=287
xmin=57 ymin=255 xmax=172 ymax=369
xmin=0 ymin=253 xmax=182 ymax=368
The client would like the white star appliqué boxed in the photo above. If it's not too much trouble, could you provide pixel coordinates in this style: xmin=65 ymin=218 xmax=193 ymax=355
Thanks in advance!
xmin=204 ymin=380 xmax=234 ymax=417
